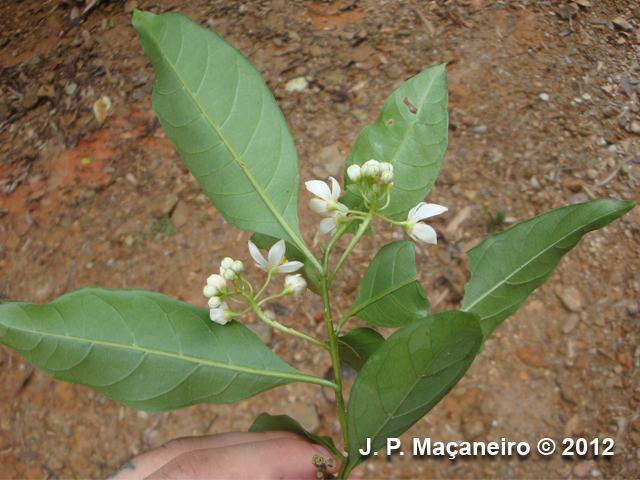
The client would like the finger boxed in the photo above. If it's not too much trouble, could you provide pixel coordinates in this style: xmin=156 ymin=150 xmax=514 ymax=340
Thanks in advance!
xmin=108 ymin=431 xmax=304 ymax=480
xmin=146 ymin=437 xmax=346 ymax=480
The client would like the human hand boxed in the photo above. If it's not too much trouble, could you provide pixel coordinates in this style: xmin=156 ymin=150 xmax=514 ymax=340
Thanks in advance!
xmin=108 ymin=431 xmax=358 ymax=479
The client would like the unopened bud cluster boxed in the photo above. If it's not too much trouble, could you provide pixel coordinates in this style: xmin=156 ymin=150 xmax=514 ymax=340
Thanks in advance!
xmin=347 ymin=159 xmax=394 ymax=210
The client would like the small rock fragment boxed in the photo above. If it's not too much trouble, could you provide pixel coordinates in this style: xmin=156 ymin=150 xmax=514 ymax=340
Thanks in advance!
xmin=93 ymin=95 xmax=112 ymax=124
xmin=517 ymin=346 xmax=546 ymax=368
xmin=530 ymin=176 xmax=542 ymax=190
xmin=24 ymin=55 xmax=41 ymax=67
xmin=285 ymin=77 xmax=308 ymax=92
xmin=470 ymin=125 xmax=487 ymax=134
xmin=65 ymin=83 xmax=78 ymax=95
xmin=462 ymin=420 xmax=485 ymax=440
xmin=246 ymin=323 xmax=273 ymax=345
xmin=23 ymin=84 xmax=39 ymax=109
xmin=612 ymin=17 xmax=633 ymax=31
xmin=539 ymin=92 xmax=550 ymax=102
xmin=124 ymin=0 xmax=139 ymax=13
xmin=573 ymin=462 xmax=592 ymax=478
xmin=154 ymin=193 xmax=179 ymax=218
xmin=37 ymin=85 xmax=55 ymax=98
xmin=556 ymin=286 xmax=582 ymax=312
xmin=170 ymin=200 xmax=189 ymax=229
xmin=0 ymin=37 xmax=9 ymax=48
xmin=563 ymin=314 xmax=580 ymax=333
xmin=630 ymin=122 xmax=640 ymax=135
xmin=586 ymin=169 xmax=598 ymax=180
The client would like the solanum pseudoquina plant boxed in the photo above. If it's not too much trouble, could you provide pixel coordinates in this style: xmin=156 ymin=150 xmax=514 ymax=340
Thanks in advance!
xmin=0 ymin=11 xmax=635 ymax=478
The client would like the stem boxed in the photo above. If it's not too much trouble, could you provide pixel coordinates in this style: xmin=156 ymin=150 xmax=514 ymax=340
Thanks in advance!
xmin=321 ymin=277 xmax=350 ymax=467
xmin=246 ymin=294 xmax=328 ymax=350
xmin=254 ymin=270 xmax=275 ymax=300
xmin=373 ymin=211 xmax=406 ymax=226
xmin=328 ymin=206 xmax=376 ymax=287
xmin=257 ymin=291 xmax=289 ymax=306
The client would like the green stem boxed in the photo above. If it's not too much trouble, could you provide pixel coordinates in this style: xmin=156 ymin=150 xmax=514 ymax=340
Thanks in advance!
xmin=257 ymin=291 xmax=289 ymax=306
xmin=320 ymin=278 xmax=350 ymax=470
xmin=328 ymin=206 xmax=376 ymax=287
xmin=373 ymin=211 xmax=406 ymax=226
xmin=254 ymin=270 xmax=275 ymax=300
xmin=246 ymin=294 xmax=328 ymax=350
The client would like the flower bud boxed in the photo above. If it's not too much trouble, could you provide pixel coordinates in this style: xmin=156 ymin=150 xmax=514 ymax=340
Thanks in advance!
xmin=221 ymin=257 xmax=235 ymax=270
xmin=381 ymin=171 xmax=394 ymax=184
xmin=223 ymin=269 xmax=236 ymax=281
xmin=362 ymin=159 xmax=380 ymax=178
xmin=210 ymin=302 xmax=231 ymax=325
xmin=232 ymin=260 xmax=244 ymax=274
xmin=208 ymin=296 xmax=222 ymax=309
xmin=203 ymin=284 xmax=219 ymax=298
xmin=347 ymin=164 xmax=362 ymax=182
xmin=284 ymin=274 xmax=307 ymax=298
xmin=379 ymin=162 xmax=393 ymax=173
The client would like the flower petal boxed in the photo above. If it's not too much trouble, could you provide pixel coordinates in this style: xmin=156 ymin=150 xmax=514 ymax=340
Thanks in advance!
xmin=410 ymin=223 xmax=438 ymax=244
xmin=248 ymin=241 xmax=268 ymax=270
xmin=410 ymin=203 xmax=448 ymax=222
xmin=268 ymin=239 xmax=286 ymax=267
xmin=305 ymin=180 xmax=332 ymax=201
xmin=309 ymin=198 xmax=329 ymax=216
xmin=329 ymin=177 xmax=341 ymax=200
xmin=319 ymin=217 xmax=337 ymax=236
xmin=278 ymin=261 xmax=304 ymax=273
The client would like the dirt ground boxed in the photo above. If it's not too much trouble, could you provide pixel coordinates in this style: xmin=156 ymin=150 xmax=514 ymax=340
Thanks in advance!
xmin=1 ymin=0 xmax=640 ymax=478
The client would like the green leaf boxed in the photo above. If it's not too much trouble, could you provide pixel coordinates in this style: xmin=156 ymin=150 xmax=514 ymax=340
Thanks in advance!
xmin=348 ymin=241 xmax=429 ymax=328
xmin=249 ymin=412 xmax=343 ymax=460
xmin=337 ymin=328 xmax=384 ymax=372
xmin=132 ymin=11 xmax=303 ymax=249
xmin=0 ymin=288 xmax=332 ymax=412
xmin=344 ymin=311 xmax=482 ymax=473
xmin=461 ymin=199 xmax=636 ymax=337
xmin=249 ymin=233 xmax=321 ymax=295
xmin=343 ymin=64 xmax=448 ymax=220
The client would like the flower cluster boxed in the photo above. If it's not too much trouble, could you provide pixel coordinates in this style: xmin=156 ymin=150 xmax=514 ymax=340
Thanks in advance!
xmin=305 ymin=177 xmax=348 ymax=236
xmin=202 ymin=240 xmax=308 ymax=326
xmin=347 ymin=159 xmax=394 ymax=188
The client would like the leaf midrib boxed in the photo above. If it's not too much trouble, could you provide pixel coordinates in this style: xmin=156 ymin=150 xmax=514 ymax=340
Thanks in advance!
xmin=139 ymin=15 xmax=323 ymax=273
xmin=348 ymin=322 xmax=472 ymax=467
xmin=461 ymin=207 xmax=622 ymax=315
xmin=350 ymin=277 xmax=417 ymax=318
xmin=2 ymin=321 xmax=333 ymax=388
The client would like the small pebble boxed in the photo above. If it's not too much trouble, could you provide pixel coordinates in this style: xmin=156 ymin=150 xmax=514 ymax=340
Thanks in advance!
xmin=539 ymin=92 xmax=550 ymax=102
xmin=582 ymin=92 xmax=592 ymax=101
xmin=470 ymin=125 xmax=487 ymax=134
xmin=530 ymin=176 xmax=542 ymax=190
xmin=630 ymin=121 xmax=640 ymax=134
xmin=65 ymin=83 xmax=78 ymax=96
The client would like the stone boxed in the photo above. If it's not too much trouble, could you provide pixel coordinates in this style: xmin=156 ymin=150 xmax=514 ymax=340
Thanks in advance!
xmin=562 ymin=314 xmax=580 ymax=334
xmin=23 ymin=84 xmax=39 ymax=109
xmin=470 ymin=125 xmax=488 ymax=134
xmin=563 ymin=178 xmax=583 ymax=192
xmin=530 ymin=176 xmax=542 ymax=190
xmin=170 ymin=200 xmax=189 ymax=229
xmin=556 ymin=286 xmax=582 ymax=312
xmin=586 ymin=169 xmax=598 ymax=180
xmin=246 ymin=323 xmax=273 ymax=345
xmin=124 ymin=0 xmax=139 ymax=13
xmin=573 ymin=462 xmax=592 ymax=478
xmin=285 ymin=77 xmax=308 ymax=92
xmin=612 ymin=17 xmax=633 ymax=31
xmin=24 ymin=55 xmax=41 ymax=67
xmin=37 ymin=85 xmax=55 ymax=98
xmin=560 ymin=385 xmax=579 ymax=404
xmin=630 ymin=122 xmax=640 ymax=134
xmin=0 ymin=37 xmax=8 ymax=48
xmin=539 ymin=92 xmax=550 ymax=102
xmin=65 ymin=83 xmax=78 ymax=96
xmin=154 ymin=193 xmax=179 ymax=218
xmin=462 ymin=420 xmax=485 ymax=440
xmin=517 ymin=346 xmax=546 ymax=368
xmin=311 ymin=143 xmax=343 ymax=178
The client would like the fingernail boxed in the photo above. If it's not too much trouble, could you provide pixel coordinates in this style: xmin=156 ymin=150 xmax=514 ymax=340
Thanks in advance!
xmin=313 ymin=444 xmax=332 ymax=458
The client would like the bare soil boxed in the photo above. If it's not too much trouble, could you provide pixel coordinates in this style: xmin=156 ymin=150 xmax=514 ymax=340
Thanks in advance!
xmin=1 ymin=0 xmax=639 ymax=478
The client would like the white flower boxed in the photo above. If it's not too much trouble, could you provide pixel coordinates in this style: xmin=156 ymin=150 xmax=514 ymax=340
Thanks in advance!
xmin=381 ymin=171 xmax=394 ymax=185
xmin=221 ymin=257 xmax=235 ymax=270
xmin=404 ymin=203 xmax=448 ymax=244
xmin=319 ymin=212 xmax=346 ymax=236
xmin=203 ymin=270 xmax=227 ymax=298
xmin=248 ymin=239 xmax=304 ymax=274
xmin=210 ymin=301 xmax=231 ymax=325
xmin=305 ymin=177 xmax=347 ymax=216
xmin=284 ymin=274 xmax=307 ymax=298
xmin=379 ymin=162 xmax=393 ymax=174
xmin=223 ymin=269 xmax=236 ymax=281
xmin=208 ymin=296 xmax=222 ymax=309
xmin=347 ymin=164 xmax=362 ymax=183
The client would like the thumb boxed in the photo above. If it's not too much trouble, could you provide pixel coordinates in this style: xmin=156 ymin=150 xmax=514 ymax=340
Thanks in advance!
xmin=146 ymin=437 xmax=356 ymax=479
